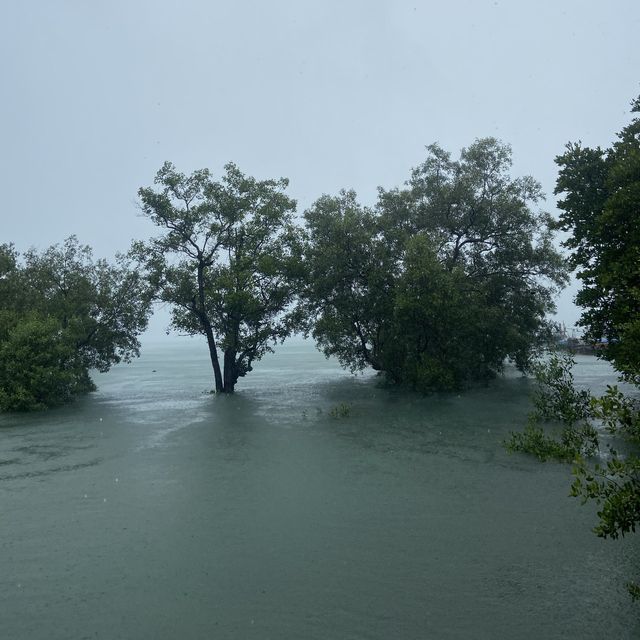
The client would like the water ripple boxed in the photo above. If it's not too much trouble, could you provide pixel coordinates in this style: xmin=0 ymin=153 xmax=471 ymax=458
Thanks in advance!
xmin=0 ymin=457 xmax=103 ymax=481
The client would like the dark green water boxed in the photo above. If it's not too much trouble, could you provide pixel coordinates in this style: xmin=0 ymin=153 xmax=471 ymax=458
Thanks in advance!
xmin=1 ymin=339 xmax=638 ymax=639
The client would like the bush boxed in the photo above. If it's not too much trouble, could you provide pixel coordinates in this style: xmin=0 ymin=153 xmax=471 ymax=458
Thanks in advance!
xmin=506 ymin=353 xmax=598 ymax=461
xmin=0 ymin=315 xmax=95 ymax=411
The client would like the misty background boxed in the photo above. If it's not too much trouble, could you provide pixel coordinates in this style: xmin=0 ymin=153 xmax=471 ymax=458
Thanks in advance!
xmin=2 ymin=0 xmax=639 ymax=338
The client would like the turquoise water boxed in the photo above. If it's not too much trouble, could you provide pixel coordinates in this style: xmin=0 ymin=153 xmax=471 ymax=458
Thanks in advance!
xmin=1 ymin=339 xmax=638 ymax=639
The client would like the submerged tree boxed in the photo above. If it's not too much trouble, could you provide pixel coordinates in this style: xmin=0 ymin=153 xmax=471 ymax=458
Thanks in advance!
xmin=135 ymin=162 xmax=302 ymax=393
xmin=0 ymin=237 xmax=152 ymax=411
xmin=302 ymin=138 xmax=568 ymax=390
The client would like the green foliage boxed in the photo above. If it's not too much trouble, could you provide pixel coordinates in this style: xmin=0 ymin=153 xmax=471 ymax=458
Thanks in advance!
xmin=592 ymin=385 xmax=640 ymax=443
xmin=505 ymin=354 xmax=598 ymax=461
xmin=548 ymin=96 xmax=640 ymax=599
xmin=135 ymin=162 xmax=303 ymax=393
xmin=393 ymin=138 xmax=568 ymax=379
xmin=506 ymin=424 xmax=584 ymax=463
xmin=302 ymin=139 xmax=568 ymax=391
xmin=507 ymin=351 xmax=640 ymax=550
xmin=0 ymin=237 xmax=152 ymax=411
xmin=555 ymin=96 xmax=640 ymax=382
xmin=568 ymin=379 xmax=640 ymax=543
xmin=301 ymin=190 xmax=394 ymax=373
xmin=507 ymin=352 xmax=640 ymax=597
xmin=571 ymin=455 xmax=640 ymax=539
xmin=628 ymin=582 xmax=640 ymax=601
xmin=384 ymin=236 xmax=495 ymax=390
xmin=329 ymin=402 xmax=352 ymax=419
xmin=0 ymin=315 xmax=94 ymax=411
xmin=528 ymin=354 xmax=592 ymax=427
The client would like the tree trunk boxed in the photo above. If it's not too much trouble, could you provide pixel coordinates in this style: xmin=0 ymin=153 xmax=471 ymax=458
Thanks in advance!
xmin=204 ymin=323 xmax=224 ymax=393
xmin=223 ymin=349 xmax=237 ymax=393
xmin=197 ymin=261 xmax=223 ymax=393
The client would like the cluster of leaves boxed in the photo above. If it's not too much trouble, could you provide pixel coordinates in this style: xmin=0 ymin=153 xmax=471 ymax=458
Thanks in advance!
xmin=574 ymin=391 xmax=640 ymax=600
xmin=592 ymin=385 xmax=640 ymax=444
xmin=505 ymin=353 xmax=598 ymax=461
xmin=507 ymin=353 xmax=640 ymax=597
xmin=571 ymin=386 xmax=640 ymax=563
xmin=571 ymin=455 xmax=640 ymax=541
xmin=554 ymin=96 xmax=640 ymax=383
xmin=302 ymin=138 xmax=568 ymax=391
xmin=0 ymin=238 xmax=152 ymax=411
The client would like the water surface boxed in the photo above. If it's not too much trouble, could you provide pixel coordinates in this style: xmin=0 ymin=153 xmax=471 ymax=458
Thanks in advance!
xmin=1 ymin=340 xmax=638 ymax=639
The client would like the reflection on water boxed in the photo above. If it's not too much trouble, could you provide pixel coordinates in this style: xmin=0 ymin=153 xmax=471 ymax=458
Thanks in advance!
xmin=0 ymin=338 xmax=638 ymax=640
xmin=0 ymin=457 xmax=104 ymax=481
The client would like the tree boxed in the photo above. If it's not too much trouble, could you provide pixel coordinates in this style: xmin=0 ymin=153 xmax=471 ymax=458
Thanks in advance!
xmin=508 ymin=96 xmax=640 ymax=599
xmin=0 ymin=237 xmax=152 ymax=411
xmin=302 ymin=139 xmax=568 ymax=390
xmin=134 ymin=162 xmax=302 ymax=393
xmin=555 ymin=96 xmax=640 ymax=598
xmin=554 ymin=96 xmax=640 ymax=382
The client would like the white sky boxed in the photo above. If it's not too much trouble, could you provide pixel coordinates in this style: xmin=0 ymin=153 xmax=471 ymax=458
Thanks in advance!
xmin=1 ymin=0 xmax=639 ymax=334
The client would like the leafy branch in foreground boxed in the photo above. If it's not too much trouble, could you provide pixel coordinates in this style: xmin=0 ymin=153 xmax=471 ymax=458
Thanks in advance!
xmin=507 ymin=352 xmax=640 ymax=599
xmin=571 ymin=452 xmax=640 ymax=600
xmin=571 ymin=455 xmax=640 ymax=540
xmin=505 ymin=353 xmax=598 ymax=462
xmin=544 ymin=93 xmax=640 ymax=600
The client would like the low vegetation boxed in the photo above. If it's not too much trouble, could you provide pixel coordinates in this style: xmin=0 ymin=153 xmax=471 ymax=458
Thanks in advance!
xmin=329 ymin=403 xmax=352 ymax=419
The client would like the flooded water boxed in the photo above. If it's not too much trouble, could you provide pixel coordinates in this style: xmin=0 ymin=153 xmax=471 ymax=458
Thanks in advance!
xmin=1 ymin=339 xmax=638 ymax=639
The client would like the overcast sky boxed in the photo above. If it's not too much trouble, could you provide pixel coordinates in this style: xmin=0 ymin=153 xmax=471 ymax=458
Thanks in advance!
xmin=2 ymin=0 xmax=639 ymax=333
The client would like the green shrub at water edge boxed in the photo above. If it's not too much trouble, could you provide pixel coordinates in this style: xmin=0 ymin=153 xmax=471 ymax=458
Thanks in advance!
xmin=506 ymin=421 xmax=598 ymax=462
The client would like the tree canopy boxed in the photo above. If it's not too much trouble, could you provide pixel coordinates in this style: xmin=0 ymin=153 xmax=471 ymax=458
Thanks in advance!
xmin=302 ymin=138 xmax=568 ymax=390
xmin=1 ymin=139 xmax=573 ymax=407
xmin=302 ymin=189 xmax=394 ymax=373
xmin=134 ymin=162 xmax=303 ymax=393
xmin=555 ymin=96 xmax=640 ymax=382
xmin=0 ymin=237 xmax=152 ymax=411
